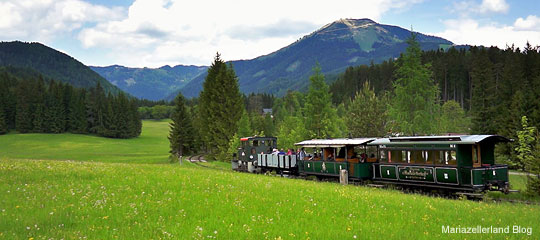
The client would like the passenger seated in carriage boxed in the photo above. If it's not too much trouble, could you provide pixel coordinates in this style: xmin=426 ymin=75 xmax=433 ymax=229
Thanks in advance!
xmin=360 ymin=153 xmax=367 ymax=162
xmin=326 ymin=153 xmax=334 ymax=161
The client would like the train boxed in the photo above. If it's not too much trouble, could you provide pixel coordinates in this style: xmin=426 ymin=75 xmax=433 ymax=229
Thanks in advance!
xmin=231 ymin=135 xmax=512 ymax=194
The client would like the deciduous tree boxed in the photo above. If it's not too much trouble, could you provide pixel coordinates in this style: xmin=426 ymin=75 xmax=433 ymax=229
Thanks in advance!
xmin=515 ymin=116 xmax=540 ymax=195
xmin=345 ymin=81 xmax=387 ymax=137
xmin=439 ymin=100 xmax=470 ymax=134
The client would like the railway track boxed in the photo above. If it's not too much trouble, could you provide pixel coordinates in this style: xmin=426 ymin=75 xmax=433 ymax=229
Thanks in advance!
xmin=187 ymin=155 xmax=225 ymax=170
xmin=188 ymin=155 xmax=207 ymax=163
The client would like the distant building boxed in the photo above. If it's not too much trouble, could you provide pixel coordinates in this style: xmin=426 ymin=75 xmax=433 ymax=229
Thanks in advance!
xmin=262 ymin=108 xmax=273 ymax=115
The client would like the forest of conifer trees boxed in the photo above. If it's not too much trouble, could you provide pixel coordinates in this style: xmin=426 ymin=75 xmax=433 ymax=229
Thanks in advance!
xmin=0 ymin=68 xmax=141 ymax=138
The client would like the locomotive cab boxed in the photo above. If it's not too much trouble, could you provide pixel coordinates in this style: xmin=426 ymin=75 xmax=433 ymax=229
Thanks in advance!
xmin=232 ymin=136 xmax=276 ymax=172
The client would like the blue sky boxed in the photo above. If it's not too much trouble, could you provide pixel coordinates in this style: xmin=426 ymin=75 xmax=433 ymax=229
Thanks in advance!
xmin=1 ymin=0 xmax=539 ymax=67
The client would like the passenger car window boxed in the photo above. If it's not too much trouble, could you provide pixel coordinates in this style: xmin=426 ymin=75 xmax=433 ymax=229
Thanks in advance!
xmin=445 ymin=151 xmax=457 ymax=165
xmin=379 ymin=150 xmax=388 ymax=162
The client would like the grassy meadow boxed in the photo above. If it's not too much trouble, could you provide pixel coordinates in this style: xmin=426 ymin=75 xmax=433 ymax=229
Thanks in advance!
xmin=488 ymin=173 xmax=540 ymax=203
xmin=0 ymin=120 xmax=539 ymax=239
xmin=0 ymin=120 xmax=171 ymax=164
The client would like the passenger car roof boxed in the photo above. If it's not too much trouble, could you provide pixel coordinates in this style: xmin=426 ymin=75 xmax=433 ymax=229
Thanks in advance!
xmin=369 ymin=135 xmax=511 ymax=145
xmin=295 ymin=138 xmax=376 ymax=148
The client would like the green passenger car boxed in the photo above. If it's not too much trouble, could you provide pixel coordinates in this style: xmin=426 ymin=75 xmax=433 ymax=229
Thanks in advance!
xmin=295 ymin=138 xmax=377 ymax=180
xmin=368 ymin=135 xmax=511 ymax=193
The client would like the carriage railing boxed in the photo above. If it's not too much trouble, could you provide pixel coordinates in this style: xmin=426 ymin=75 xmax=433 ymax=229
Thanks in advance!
xmin=257 ymin=154 xmax=297 ymax=169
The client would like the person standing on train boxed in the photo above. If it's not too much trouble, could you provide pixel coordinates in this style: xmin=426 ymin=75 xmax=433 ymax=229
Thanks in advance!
xmin=297 ymin=148 xmax=305 ymax=160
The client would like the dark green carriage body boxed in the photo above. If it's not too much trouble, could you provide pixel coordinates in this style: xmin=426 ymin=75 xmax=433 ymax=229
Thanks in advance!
xmin=369 ymin=135 xmax=510 ymax=192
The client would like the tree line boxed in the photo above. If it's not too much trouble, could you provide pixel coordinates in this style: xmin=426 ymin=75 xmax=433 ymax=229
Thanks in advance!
xmin=0 ymin=69 xmax=141 ymax=138
xmin=137 ymin=93 xmax=274 ymax=120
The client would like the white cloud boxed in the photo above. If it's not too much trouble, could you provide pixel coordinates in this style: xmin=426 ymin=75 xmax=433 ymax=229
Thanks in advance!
xmin=76 ymin=0 xmax=425 ymax=67
xmin=479 ymin=0 xmax=509 ymax=13
xmin=453 ymin=0 xmax=509 ymax=16
xmin=514 ymin=15 xmax=540 ymax=31
xmin=0 ymin=0 xmax=125 ymax=42
xmin=433 ymin=18 xmax=540 ymax=49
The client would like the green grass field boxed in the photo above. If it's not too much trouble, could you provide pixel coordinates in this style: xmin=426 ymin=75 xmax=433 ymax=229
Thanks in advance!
xmin=1 ymin=120 xmax=539 ymax=239
xmin=0 ymin=120 xmax=171 ymax=164
xmin=1 ymin=159 xmax=539 ymax=239
xmin=488 ymin=173 xmax=540 ymax=203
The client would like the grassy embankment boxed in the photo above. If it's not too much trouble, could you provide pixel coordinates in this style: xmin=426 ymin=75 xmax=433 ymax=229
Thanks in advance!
xmin=0 ymin=120 xmax=539 ymax=239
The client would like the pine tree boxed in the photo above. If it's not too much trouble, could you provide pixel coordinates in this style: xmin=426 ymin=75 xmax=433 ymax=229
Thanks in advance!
xmin=0 ymin=72 xmax=6 ymax=134
xmin=15 ymin=80 xmax=33 ymax=133
xmin=199 ymin=53 xmax=243 ymax=161
xmin=0 ymin=107 xmax=7 ymax=134
xmin=169 ymin=93 xmax=196 ymax=160
xmin=129 ymin=99 xmax=142 ymax=138
xmin=115 ymin=93 xmax=131 ymax=138
xmin=99 ymin=94 xmax=117 ymax=138
xmin=0 ymin=71 xmax=17 ymax=129
xmin=388 ymin=33 xmax=439 ymax=135
xmin=470 ymin=49 xmax=497 ymax=134
xmin=32 ymin=104 xmax=45 ymax=132
xmin=304 ymin=63 xmax=342 ymax=138
xmin=345 ymin=81 xmax=387 ymax=137
xmin=45 ymin=81 xmax=66 ymax=133
xmin=190 ymin=105 xmax=204 ymax=151
xmin=62 ymin=85 xmax=73 ymax=131
xmin=68 ymin=89 xmax=88 ymax=133
xmin=237 ymin=110 xmax=253 ymax=137
xmin=86 ymin=82 xmax=106 ymax=133
xmin=0 ymin=73 xmax=10 ymax=133
xmin=32 ymin=77 xmax=46 ymax=132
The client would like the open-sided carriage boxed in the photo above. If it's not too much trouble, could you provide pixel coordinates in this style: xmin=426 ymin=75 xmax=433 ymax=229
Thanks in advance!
xmin=295 ymin=138 xmax=377 ymax=180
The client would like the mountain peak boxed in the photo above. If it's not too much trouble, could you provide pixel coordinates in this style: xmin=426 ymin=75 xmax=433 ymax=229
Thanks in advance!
xmin=336 ymin=18 xmax=377 ymax=26
xmin=316 ymin=18 xmax=378 ymax=35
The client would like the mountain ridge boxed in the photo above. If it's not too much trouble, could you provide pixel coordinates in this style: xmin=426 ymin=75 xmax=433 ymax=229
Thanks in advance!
xmin=90 ymin=64 xmax=207 ymax=101
xmin=172 ymin=18 xmax=453 ymax=99
xmin=0 ymin=41 xmax=122 ymax=94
